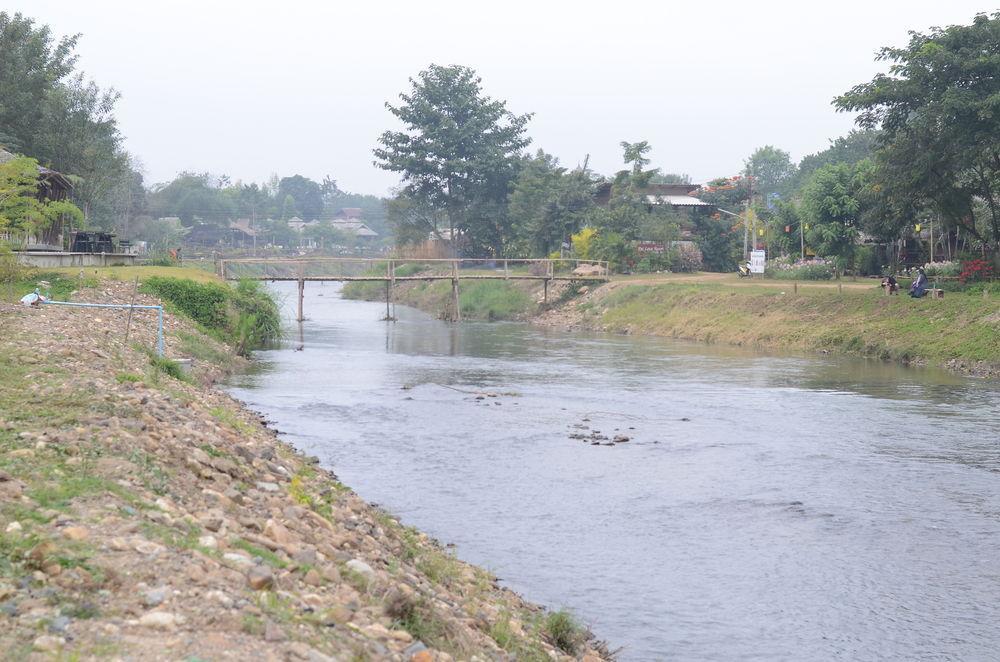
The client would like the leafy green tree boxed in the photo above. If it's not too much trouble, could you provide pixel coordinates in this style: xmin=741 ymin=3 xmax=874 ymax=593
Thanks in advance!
xmin=374 ymin=64 xmax=532 ymax=256
xmin=148 ymin=173 xmax=234 ymax=226
xmin=304 ymin=220 xmax=347 ymax=249
xmin=278 ymin=175 xmax=323 ymax=220
xmin=508 ymin=150 xmax=595 ymax=256
xmin=0 ymin=154 xmax=83 ymax=241
xmin=620 ymin=140 xmax=652 ymax=174
xmin=794 ymin=130 xmax=878 ymax=190
xmin=0 ymin=12 xmax=78 ymax=154
xmin=801 ymin=162 xmax=870 ymax=270
xmin=835 ymin=12 xmax=1000 ymax=251
xmin=1 ymin=12 xmax=139 ymax=232
xmin=589 ymin=231 xmax=636 ymax=272
xmin=744 ymin=145 xmax=796 ymax=201
xmin=280 ymin=194 xmax=298 ymax=221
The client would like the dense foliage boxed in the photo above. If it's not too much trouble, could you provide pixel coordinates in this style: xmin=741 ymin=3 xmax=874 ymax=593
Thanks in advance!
xmin=141 ymin=276 xmax=280 ymax=355
xmin=0 ymin=11 xmax=140 ymax=234
xmin=0 ymin=155 xmax=84 ymax=240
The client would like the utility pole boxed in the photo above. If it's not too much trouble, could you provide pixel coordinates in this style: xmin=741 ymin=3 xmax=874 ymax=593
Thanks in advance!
xmin=800 ymin=219 xmax=806 ymax=260
xmin=930 ymin=217 xmax=934 ymax=263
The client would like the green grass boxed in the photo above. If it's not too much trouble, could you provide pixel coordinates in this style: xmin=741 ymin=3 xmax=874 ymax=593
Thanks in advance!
xmin=149 ymin=355 xmax=189 ymax=381
xmin=590 ymin=283 xmax=1000 ymax=368
xmin=231 ymin=539 xmax=288 ymax=568
xmin=208 ymin=405 xmax=254 ymax=436
xmin=345 ymin=278 xmax=536 ymax=321
xmin=140 ymin=276 xmax=280 ymax=356
xmin=541 ymin=609 xmax=587 ymax=655
xmin=6 ymin=271 xmax=100 ymax=301
xmin=458 ymin=281 xmax=534 ymax=320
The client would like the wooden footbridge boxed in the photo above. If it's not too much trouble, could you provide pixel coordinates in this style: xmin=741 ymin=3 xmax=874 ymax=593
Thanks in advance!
xmin=219 ymin=257 xmax=610 ymax=322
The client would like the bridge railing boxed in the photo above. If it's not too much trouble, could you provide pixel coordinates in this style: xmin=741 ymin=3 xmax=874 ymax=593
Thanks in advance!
xmin=219 ymin=257 xmax=610 ymax=281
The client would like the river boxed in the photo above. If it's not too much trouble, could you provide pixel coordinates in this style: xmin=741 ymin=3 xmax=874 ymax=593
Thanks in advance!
xmin=227 ymin=282 xmax=1000 ymax=661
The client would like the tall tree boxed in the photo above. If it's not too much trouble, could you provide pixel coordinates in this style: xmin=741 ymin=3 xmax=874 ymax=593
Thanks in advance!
xmin=744 ymin=145 xmax=796 ymax=202
xmin=835 ymin=12 xmax=1000 ymax=251
xmin=0 ymin=12 xmax=78 ymax=153
xmin=374 ymin=64 xmax=532 ymax=256
xmin=508 ymin=150 xmax=595 ymax=256
xmin=277 ymin=175 xmax=323 ymax=220
xmin=800 ymin=161 xmax=870 ymax=269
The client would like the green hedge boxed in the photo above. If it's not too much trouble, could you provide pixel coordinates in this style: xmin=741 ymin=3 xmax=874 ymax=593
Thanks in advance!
xmin=142 ymin=277 xmax=280 ymax=355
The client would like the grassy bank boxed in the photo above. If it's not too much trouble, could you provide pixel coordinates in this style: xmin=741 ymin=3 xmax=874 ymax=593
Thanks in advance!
xmin=548 ymin=280 xmax=1000 ymax=373
xmin=344 ymin=278 xmax=538 ymax=321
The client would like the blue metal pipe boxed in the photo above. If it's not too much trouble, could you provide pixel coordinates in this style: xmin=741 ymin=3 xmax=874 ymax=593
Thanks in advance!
xmin=41 ymin=300 xmax=165 ymax=357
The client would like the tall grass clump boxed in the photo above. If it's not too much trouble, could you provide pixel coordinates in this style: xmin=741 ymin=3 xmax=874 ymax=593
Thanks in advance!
xmin=541 ymin=609 xmax=587 ymax=655
xmin=141 ymin=276 xmax=280 ymax=355
xmin=458 ymin=281 xmax=533 ymax=320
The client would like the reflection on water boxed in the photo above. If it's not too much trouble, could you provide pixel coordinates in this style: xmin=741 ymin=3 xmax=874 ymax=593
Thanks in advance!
xmin=229 ymin=282 xmax=1000 ymax=661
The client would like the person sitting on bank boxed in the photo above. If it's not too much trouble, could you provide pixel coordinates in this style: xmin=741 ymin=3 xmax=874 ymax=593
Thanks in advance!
xmin=881 ymin=274 xmax=899 ymax=295
xmin=909 ymin=267 xmax=928 ymax=298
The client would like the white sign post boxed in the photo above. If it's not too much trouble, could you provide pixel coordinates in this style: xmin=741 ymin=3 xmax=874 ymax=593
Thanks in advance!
xmin=750 ymin=250 xmax=766 ymax=274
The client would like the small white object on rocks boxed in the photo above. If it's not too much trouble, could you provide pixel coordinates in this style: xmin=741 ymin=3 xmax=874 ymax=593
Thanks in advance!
xmin=138 ymin=611 xmax=179 ymax=630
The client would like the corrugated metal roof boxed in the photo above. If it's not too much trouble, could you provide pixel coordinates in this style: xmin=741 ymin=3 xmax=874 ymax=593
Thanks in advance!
xmin=645 ymin=194 xmax=712 ymax=207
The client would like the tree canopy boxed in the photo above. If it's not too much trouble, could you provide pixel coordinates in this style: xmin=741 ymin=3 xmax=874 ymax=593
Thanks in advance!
xmin=836 ymin=11 xmax=1000 ymax=250
xmin=374 ymin=64 xmax=532 ymax=256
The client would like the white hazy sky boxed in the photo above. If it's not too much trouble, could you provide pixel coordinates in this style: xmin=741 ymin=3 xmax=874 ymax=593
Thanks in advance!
xmin=12 ymin=1 xmax=995 ymax=194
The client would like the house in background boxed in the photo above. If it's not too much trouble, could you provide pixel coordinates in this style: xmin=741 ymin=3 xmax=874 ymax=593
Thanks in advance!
xmin=0 ymin=148 xmax=75 ymax=250
xmin=333 ymin=207 xmax=363 ymax=220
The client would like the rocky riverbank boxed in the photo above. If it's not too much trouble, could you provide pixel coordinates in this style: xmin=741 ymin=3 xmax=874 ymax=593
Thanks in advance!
xmin=0 ymin=279 xmax=611 ymax=660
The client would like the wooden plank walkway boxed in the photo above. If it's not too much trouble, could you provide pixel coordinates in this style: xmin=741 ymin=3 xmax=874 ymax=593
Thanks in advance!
xmin=218 ymin=257 xmax=610 ymax=322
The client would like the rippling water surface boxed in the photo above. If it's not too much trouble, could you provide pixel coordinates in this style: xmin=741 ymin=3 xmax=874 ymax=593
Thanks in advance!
xmin=228 ymin=282 xmax=1000 ymax=661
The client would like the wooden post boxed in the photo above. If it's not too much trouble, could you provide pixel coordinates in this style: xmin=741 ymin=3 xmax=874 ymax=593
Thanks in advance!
xmin=297 ymin=277 xmax=304 ymax=322
xmin=838 ymin=281 xmax=843 ymax=295
xmin=385 ymin=280 xmax=391 ymax=320
xmin=543 ymin=279 xmax=549 ymax=304
xmin=794 ymin=282 xmax=798 ymax=295
xmin=451 ymin=259 xmax=460 ymax=322
xmin=504 ymin=259 xmax=509 ymax=280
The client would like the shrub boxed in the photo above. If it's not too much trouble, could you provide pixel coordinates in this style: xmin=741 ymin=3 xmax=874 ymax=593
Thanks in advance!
xmin=959 ymin=259 xmax=994 ymax=284
xmin=141 ymin=276 xmax=280 ymax=355
xmin=670 ymin=242 xmax=704 ymax=272
xmin=542 ymin=610 xmax=586 ymax=655
xmin=149 ymin=356 xmax=187 ymax=381
xmin=769 ymin=258 xmax=834 ymax=280
xmin=923 ymin=261 xmax=960 ymax=278
xmin=458 ymin=281 xmax=532 ymax=320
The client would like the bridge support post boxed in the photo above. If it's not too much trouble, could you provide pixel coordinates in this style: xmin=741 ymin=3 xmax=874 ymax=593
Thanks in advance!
xmin=543 ymin=279 xmax=549 ymax=304
xmin=296 ymin=277 xmax=304 ymax=322
xmin=451 ymin=278 xmax=461 ymax=323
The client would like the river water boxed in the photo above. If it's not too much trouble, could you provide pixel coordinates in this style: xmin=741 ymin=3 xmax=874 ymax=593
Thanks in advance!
xmin=227 ymin=282 xmax=1000 ymax=661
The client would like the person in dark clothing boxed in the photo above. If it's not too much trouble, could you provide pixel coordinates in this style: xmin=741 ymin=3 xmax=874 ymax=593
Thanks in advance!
xmin=909 ymin=267 xmax=928 ymax=298
xmin=881 ymin=274 xmax=899 ymax=295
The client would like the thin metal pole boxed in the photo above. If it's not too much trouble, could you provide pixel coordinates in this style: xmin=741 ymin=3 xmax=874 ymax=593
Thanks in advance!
xmin=157 ymin=307 xmax=164 ymax=357
xmin=123 ymin=277 xmax=139 ymax=347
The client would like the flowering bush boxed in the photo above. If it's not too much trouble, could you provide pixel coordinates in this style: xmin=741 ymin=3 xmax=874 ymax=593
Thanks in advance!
xmin=922 ymin=261 xmax=961 ymax=278
xmin=769 ymin=257 xmax=834 ymax=280
xmin=959 ymin=259 xmax=995 ymax=284
xmin=671 ymin=243 xmax=704 ymax=272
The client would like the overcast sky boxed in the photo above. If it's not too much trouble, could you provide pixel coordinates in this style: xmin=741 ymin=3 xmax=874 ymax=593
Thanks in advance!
xmin=13 ymin=1 xmax=994 ymax=195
